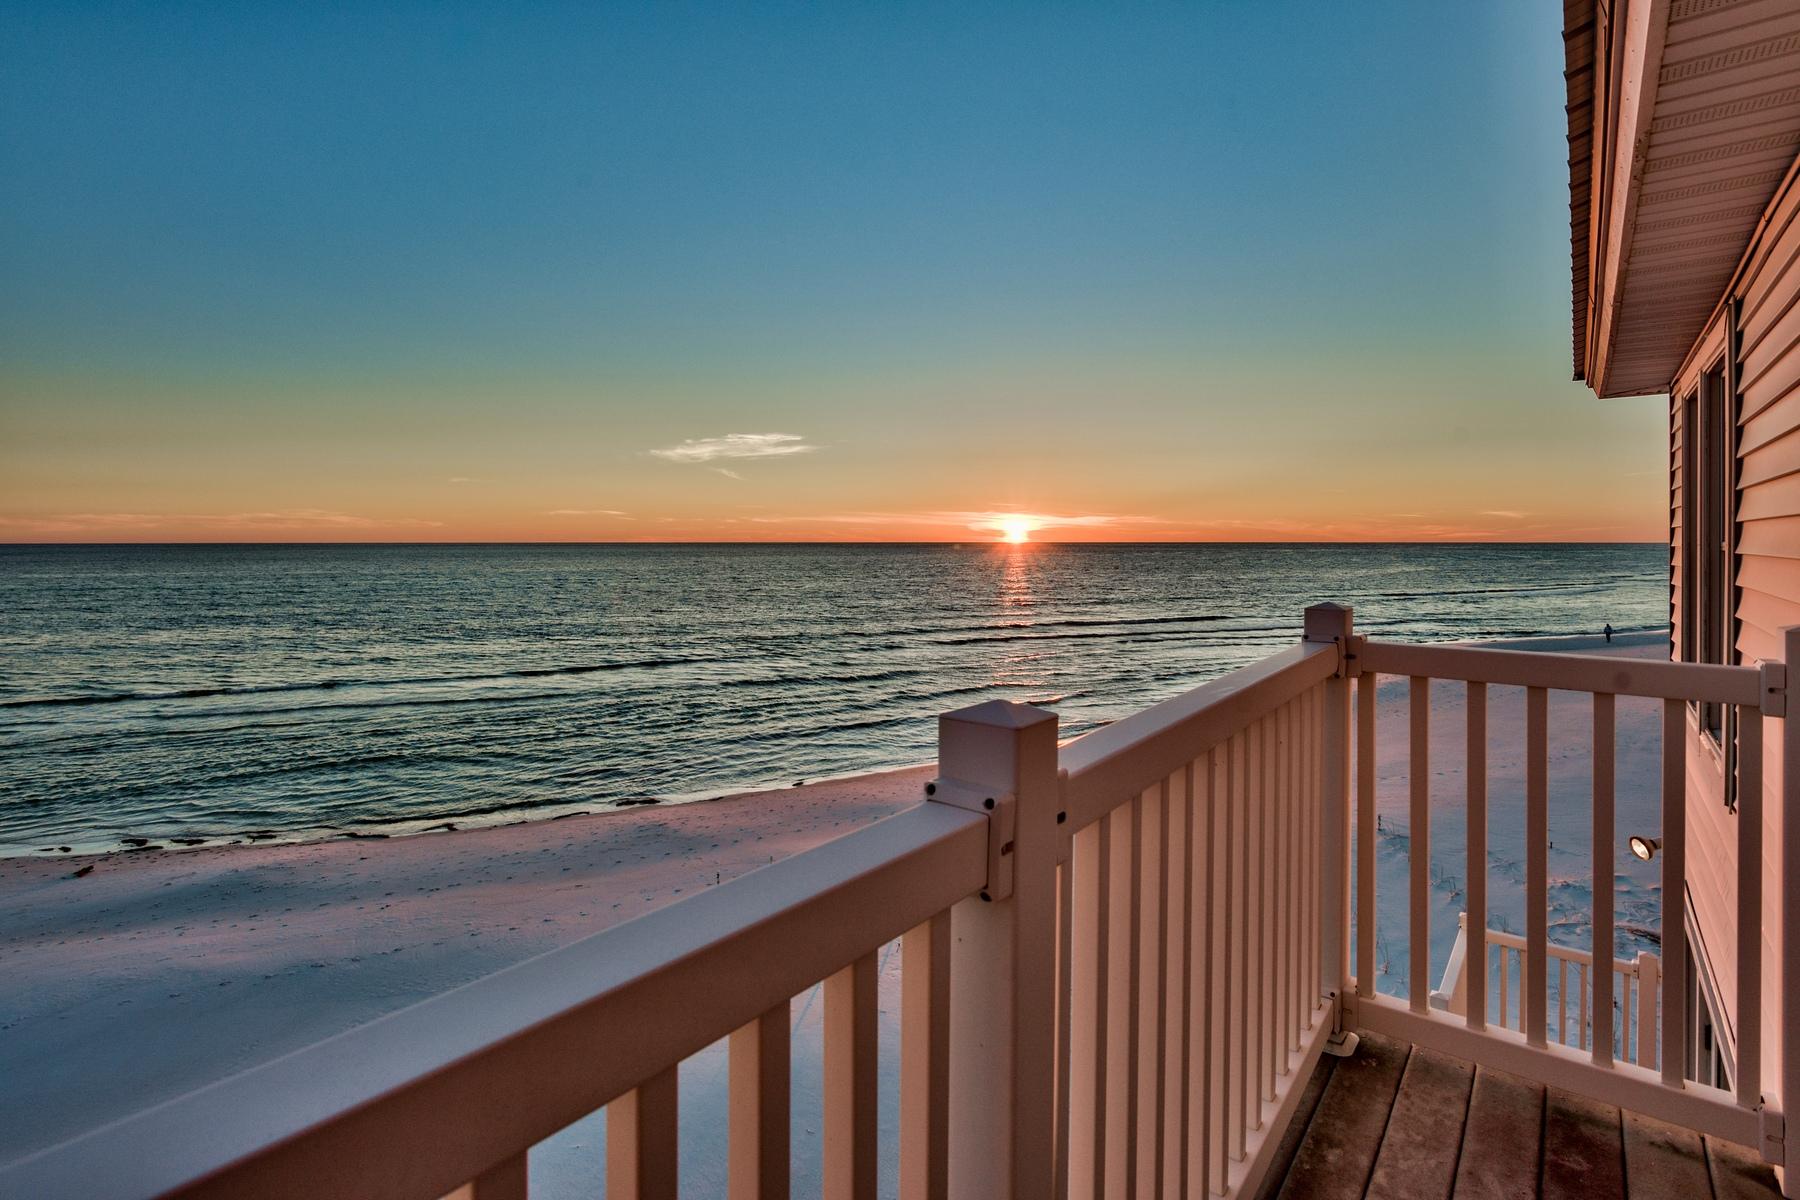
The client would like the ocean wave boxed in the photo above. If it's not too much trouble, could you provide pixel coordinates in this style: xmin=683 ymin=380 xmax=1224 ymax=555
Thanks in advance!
xmin=926 ymin=626 xmax=1293 ymax=647
xmin=0 ymin=656 xmax=720 ymax=712
xmin=0 ymin=542 xmax=1672 ymax=854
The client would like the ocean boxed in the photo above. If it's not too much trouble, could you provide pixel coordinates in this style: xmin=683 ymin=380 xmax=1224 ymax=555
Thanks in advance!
xmin=0 ymin=542 xmax=1665 ymax=856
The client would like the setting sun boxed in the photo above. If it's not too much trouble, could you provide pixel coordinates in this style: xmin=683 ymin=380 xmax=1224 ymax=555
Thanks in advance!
xmin=999 ymin=517 xmax=1032 ymax=544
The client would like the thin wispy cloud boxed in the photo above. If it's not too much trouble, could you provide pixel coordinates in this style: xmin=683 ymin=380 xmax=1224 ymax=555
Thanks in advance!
xmin=649 ymin=433 xmax=818 ymax=466
xmin=545 ymin=509 xmax=632 ymax=518
xmin=446 ymin=476 xmax=488 ymax=485
xmin=1479 ymin=510 xmax=1529 ymax=519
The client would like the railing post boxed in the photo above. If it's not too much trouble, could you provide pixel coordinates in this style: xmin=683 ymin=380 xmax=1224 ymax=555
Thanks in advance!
xmin=1777 ymin=627 xmax=1800 ymax=1189
xmin=1304 ymin=603 xmax=1356 ymax=1048
xmin=931 ymin=699 xmax=1061 ymax=1200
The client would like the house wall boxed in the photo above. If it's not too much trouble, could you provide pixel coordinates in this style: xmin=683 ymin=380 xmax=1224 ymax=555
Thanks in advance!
xmin=1671 ymin=155 xmax=1800 ymax=1095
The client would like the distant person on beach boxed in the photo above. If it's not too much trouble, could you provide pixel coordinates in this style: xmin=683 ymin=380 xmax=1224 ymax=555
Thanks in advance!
xmin=1604 ymin=623 xmax=1614 ymax=643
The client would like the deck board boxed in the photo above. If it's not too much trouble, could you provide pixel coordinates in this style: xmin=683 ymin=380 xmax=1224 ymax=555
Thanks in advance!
xmin=1273 ymin=1033 xmax=1408 ymax=1200
xmin=1623 ymin=1110 xmax=1711 ymax=1197
xmin=1450 ymin=1067 xmax=1544 ymax=1200
xmin=1708 ymin=1134 xmax=1784 ymax=1200
xmin=1364 ymin=1046 xmax=1473 ymax=1200
xmin=1255 ymin=1054 xmax=1338 ymax=1200
xmin=1540 ymin=1088 xmax=1625 ymax=1200
xmin=1269 ymin=1036 xmax=1782 ymax=1200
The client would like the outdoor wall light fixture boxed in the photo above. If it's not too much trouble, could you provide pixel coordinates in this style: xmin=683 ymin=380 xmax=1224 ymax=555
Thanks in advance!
xmin=1629 ymin=835 xmax=1662 ymax=862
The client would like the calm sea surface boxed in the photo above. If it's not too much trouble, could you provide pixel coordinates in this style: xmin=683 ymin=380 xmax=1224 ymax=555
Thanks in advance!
xmin=0 ymin=543 xmax=1664 ymax=855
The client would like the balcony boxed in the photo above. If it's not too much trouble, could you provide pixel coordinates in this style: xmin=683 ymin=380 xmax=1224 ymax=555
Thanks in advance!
xmin=0 ymin=605 xmax=1792 ymax=1199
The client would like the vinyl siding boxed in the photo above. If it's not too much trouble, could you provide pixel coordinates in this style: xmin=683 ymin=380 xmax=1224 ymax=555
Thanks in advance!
xmin=1734 ymin=160 xmax=1800 ymax=1106
xmin=1673 ymin=155 xmax=1800 ymax=1097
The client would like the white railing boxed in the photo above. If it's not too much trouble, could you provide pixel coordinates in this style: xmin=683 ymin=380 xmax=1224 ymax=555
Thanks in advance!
xmin=1054 ymin=627 xmax=1341 ymax=1199
xmin=0 ymin=798 xmax=993 ymax=1200
xmin=0 ymin=612 xmax=1341 ymax=1200
xmin=1346 ymin=625 xmax=1786 ymax=1156
xmin=3 ymin=604 xmax=1796 ymax=1199
xmin=1431 ymin=913 xmax=1661 ymax=1067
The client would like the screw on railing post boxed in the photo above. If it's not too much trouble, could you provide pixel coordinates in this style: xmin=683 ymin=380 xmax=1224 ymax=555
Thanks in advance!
xmin=931 ymin=699 xmax=1060 ymax=1200
xmin=1304 ymin=603 xmax=1356 ymax=1046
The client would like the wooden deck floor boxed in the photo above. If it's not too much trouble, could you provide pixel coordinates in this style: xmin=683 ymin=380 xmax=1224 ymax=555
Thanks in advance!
xmin=1261 ymin=1032 xmax=1782 ymax=1200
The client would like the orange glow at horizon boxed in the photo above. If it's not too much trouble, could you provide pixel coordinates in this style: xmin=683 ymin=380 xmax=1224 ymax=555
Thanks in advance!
xmin=0 ymin=504 xmax=1670 ymax=543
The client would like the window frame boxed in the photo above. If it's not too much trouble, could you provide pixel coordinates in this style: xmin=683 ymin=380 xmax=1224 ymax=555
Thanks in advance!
xmin=1679 ymin=349 xmax=1739 ymax=809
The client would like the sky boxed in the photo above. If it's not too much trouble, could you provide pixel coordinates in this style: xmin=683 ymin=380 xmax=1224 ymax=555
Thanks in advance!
xmin=0 ymin=2 xmax=1669 ymax=543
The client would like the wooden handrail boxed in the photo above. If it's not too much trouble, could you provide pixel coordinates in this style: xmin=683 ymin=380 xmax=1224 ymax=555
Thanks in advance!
xmin=1358 ymin=639 xmax=1763 ymax=705
xmin=1059 ymin=641 xmax=1339 ymax=832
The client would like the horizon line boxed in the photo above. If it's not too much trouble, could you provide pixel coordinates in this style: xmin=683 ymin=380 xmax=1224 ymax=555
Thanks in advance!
xmin=0 ymin=538 xmax=1666 ymax=548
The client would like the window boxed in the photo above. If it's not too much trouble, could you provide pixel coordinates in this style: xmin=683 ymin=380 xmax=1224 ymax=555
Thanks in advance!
xmin=1686 ymin=918 xmax=1734 ymax=1090
xmin=1680 ymin=365 xmax=1737 ymax=792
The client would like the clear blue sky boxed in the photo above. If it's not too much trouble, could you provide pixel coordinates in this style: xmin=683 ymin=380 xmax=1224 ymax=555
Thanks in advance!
xmin=0 ymin=2 xmax=1666 ymax=541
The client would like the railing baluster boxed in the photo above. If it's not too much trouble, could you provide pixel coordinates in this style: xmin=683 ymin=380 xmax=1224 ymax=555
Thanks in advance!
xmin=1070 ymin=815 xmax=1109 ymax=1200
xmin=1124 ymin=791 xmax=1144 ymax=1196
xmin=1317 ymin=676 xmax=1332 ymax=1014
xmin=1578 ymin=961 xmax=1589 ymax=1050
xmin=1311 ymin=681 xmax=1324 ymax=1013
xmin=1525 ymin=686 xmax=1548 ymax=1046
xmin=1661 ymin=699 xmax=1687 ymax=1085
xmin=608 ymin=1067 xmax=679 ymax=1200
xmin=1640 ymin=949 xmax=1662 ymax=1070
xmin=465 ymin=1153 xmax=528 ymax=1200
xmin=1357 ymin=674 xmax=1377 ymax=1000
xmin=1096 ymin=811 xmax=1116 ymax=1198
xmin=1274 ymin=709 xmax=1285 ymax=1070
xmin=824 ymin=952 xmax=878 ymax=1200
xmin=1151 ymin=779 xmax=1171 ymax=1197
xmin=1467 ymin=681 xmax=1487 ymax=1030
xmin=1250 ymin=719 xmax=1265 ymax=1121
xmin=1055 ymin=857 xmax=1072 ymax=1200
xmin=1273 ymin=706 xmax=1288 ymax=1074
xmin=1206 ymin=747 xmax=1227 ymax=1196
xmin=1230 ymin=730 xmax=1248 ymax=1162
xmin=1784 ymin=627 xmax=1800 ymax=1192
xmin=901 ymin=915 xmax=948 ymax=1200
xmin=1627 ymin=964 xmax=1641 ymax=1057
xmin=1173 ymin=766 xmax=1188 ymax=1194
xmin=1270 ymin=707 xmax=1285 ymax=1074
xmin=1259 ymin=715 xmax=1276 ymax=1103
xmin=1286 ymin=700 xmax=1302 ymax=1053
xmin=1105 ymin=808 xmax=1132 ymax=1192
xmin=1297 ymin=697 xmax=1311 ymax=1038
xmin=1191 ymin=753 xmax=1214 ymax=1198
xmin=1300 ymin=688 xmax=1313 ymax=1018
xmin=1497 ymin=944 xmax=1508 ymax=1029
xmin=731 ymin=1004 xmax=792 ymax=1200
xmin=1410 ymin=676 xmax=1430 ymax=1013
xmin=1737 ymin=705 xmax=1763 ymax=1109
xmin=1592 ymin=693 xmax=1616 ymax=1068
xmin=1557 ymin=958 xmax=1568 ymax=1044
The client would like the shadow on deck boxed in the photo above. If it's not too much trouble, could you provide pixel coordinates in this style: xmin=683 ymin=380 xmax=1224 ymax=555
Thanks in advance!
xmin=1261 ymin=1032 xmax=1781 ymax=1200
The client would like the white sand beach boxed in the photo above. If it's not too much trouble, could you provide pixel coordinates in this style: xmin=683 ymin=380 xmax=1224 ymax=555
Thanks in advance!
xmin=0 ymin=765 xmax=929 ymax=1169
xmin=0 ymin=631 xmax=1669 ymax=1193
